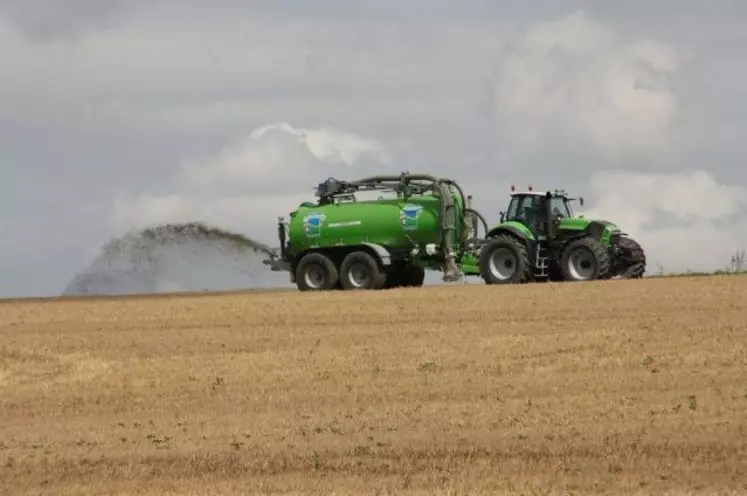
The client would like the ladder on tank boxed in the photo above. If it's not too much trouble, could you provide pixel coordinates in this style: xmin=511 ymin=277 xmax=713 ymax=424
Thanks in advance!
xmin=535 ymin=238 xmax=550 ymax=278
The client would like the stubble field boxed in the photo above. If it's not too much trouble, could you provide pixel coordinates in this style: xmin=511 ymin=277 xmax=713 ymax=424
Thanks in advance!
xmin=0 ymin=276 xmax=746 ymax=495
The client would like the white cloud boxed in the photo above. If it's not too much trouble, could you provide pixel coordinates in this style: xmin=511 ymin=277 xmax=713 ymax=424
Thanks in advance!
xmin=492 ymin=10 xmax=680 ymax=162
xmin=113 ymin=122 xmax=393 ymax=244
xmin=581 ymin=169 xmax=747 ymax=273
xmin=0 ymin=0 xmax=135 ymax=41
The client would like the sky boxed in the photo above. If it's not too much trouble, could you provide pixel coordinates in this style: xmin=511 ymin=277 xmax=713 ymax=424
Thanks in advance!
xmin=2 ymin=0 xmax=747 ymax=297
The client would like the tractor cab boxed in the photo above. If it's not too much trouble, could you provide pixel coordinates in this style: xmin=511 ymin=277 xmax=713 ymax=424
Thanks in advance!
xmin=500 ymin=186 xmax=583 ymax=237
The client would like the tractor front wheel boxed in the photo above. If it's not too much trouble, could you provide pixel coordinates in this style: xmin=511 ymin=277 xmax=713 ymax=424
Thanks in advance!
xmin=615 ymin=236 xmax=646 ymax=278
xmin=479 ymin=234 xmax=533 ymax=284
xmin=295 ymin=252 xmax=340 ymax=291
xmin=339 ymin=251 xmax=387 ymax=290
xmin=559 ymin=237 xmax=611 ymax=282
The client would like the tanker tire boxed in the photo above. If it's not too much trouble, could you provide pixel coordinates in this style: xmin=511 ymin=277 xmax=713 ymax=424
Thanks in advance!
xmin=479 ymin=234 xmax=533 ymax=284
xmin=404 ymin=265 xmax=426 ymax=287
xmin=295 ymin=252 xmax=339 ymax=291
xmin=559 ymin=237 xmax=611 ymax=282
xmin=340 ymin=251 xmax=387 ymax=290
xmin=386 ymin=265 xmax=426 ymax=289
xmin=384 ymin=269 xmax=405 ymax=289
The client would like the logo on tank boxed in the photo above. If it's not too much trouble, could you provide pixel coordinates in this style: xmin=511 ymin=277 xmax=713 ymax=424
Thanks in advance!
xmin=302 ymin=212 xmax=326 ymax=237
xmin=400 ymin=204 xmax=423 ymax=231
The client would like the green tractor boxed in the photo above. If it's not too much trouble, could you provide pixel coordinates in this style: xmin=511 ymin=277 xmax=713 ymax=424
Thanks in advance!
xmin=468 ymin=186 xmax=646 ymax=284
xmin=262 ymin=174 xmax=646 ymax=291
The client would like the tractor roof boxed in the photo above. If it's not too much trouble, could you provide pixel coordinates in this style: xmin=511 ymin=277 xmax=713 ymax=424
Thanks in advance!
xmin=509 ymin=190 xmax=570 ymax=198
xmin=510 ymin=191 xmax=546 ymax=197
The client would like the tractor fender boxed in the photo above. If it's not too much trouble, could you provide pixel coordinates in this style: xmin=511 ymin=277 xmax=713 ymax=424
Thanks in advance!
xmin=360 ymin=242 xmax=392 ymax=267
xmin=582 ymin=221 xmax=608 ymax=241
xmin=487 ymin=224 xmax=531 ymax=241
xmin=485 ymin=226 xmax=536 ymax=262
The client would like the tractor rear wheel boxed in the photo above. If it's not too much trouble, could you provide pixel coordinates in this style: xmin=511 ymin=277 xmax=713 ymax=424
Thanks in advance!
xmin=479 ymin=234 xmax=533 ymax=284
xmin=339 ymin=251 xmax=387 ymax=290
xmin=615 ymin=236 xmax=646 ymax=278
xmin=559 ymin=237 xmax=611 ymax=282
xmin=295 ymin=252 xmax=340 ymax=291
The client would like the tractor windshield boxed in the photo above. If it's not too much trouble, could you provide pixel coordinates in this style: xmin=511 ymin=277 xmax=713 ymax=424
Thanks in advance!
xmin=549 ymin=196 xmax=572 ymax=218
xmin=505 ymin=193 xmax=574 ymax=225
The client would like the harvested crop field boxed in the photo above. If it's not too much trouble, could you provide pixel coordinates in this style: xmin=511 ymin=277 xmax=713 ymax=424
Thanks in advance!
xmin=1 ymin=276 xmax=746 ymax=495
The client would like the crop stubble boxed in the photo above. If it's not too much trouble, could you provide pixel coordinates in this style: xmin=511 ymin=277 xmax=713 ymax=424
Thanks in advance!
xmin=0 ymin=276 xmax=745 ymax=495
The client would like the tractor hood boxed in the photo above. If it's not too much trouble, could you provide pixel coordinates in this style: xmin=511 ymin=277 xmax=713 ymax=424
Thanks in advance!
xmin=560 ymin=216 xmax=622 ymax=233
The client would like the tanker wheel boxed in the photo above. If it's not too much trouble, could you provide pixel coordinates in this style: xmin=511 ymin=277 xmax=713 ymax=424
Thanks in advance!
xmin=339 ymin=251 xmax=387 ymax=290
xmin=295 ymin=252 xmax=339 ymax=291
xmin=386 ymin=265 xmax=425 ymax=289
xmin=403 ymin=265 xmax=425 ymax=287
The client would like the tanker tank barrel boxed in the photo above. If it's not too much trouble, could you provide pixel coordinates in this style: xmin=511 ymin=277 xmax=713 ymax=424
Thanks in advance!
xmin=272 ymin=171 xmax=492 ymax=290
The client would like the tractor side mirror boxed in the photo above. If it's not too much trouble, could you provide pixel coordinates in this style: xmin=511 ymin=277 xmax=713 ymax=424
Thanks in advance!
xmin=579 ymin=197 xmax=584 ymax=206
xmin=499 ymin=211 xmax=505 ymax=223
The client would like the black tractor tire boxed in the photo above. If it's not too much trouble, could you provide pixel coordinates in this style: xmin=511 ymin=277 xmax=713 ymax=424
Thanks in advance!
xmin=339 ymin=251 xmax=387 ymax=290
xmin=616 ymin=236 xmax=646 ymax=278
xmin=559 ymin=237 xmax=612 ymax=282
xmin=295 ymin=252 xmax=340 ymax=291
xmin=479 ymin=234 xmax=534 ymax=284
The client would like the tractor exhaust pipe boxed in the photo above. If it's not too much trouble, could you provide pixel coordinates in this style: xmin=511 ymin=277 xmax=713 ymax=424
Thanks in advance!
xmin=545 ymin=191 xmax=555 ymax=241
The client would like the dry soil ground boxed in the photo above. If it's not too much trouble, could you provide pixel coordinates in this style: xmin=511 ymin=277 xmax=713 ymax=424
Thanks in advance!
xmin=0 ymin=276 xmax=746 ymax=495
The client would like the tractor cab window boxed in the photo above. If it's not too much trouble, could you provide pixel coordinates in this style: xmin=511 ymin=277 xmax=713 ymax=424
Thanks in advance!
xmin=506 ymin=195 xmax=545 ymax=225
xmin=549 ymin=196 xmax=572 ymax=218
xmin=505 ymin=196 xmax=521 ymax=221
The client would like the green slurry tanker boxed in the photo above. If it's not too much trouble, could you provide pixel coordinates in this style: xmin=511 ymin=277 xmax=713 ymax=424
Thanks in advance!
xmin=263 ymin=173 xmax=646 ymax=291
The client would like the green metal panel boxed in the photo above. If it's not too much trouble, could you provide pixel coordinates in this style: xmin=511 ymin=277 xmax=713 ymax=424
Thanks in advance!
xmin=557 ymin=217 xmax=590 ymax=231
xmin=459 ymin=252 xmax=480 ymax=275
xmin=558 ymin=217 xmax=619 ymax=232
xmin=558 ymin=217 xmax=621 ymax=246
xmin=486 ymin=220 xmax=536 ymax=241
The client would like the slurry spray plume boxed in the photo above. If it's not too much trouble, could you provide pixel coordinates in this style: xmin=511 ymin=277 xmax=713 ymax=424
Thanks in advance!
xmin=62 ymin=222 xmax=289 ymax=296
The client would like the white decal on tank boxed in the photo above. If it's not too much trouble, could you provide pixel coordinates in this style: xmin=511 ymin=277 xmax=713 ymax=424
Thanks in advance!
xmin=328 ymin=221 xmax=362 ymax=228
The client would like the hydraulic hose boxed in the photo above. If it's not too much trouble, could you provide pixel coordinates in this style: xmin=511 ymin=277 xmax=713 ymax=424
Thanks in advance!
xmin=435 ymin=179 xmax=461 ymax=281
xmin=465 ymin=208 xmax=488 ymax=239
